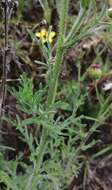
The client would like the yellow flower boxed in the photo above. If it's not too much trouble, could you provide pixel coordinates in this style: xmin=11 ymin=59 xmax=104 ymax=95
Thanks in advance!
xmin=35 ymin=28 xmax=56 ymax=44
xmin=48 ymin=31 xmax=56 ymax=43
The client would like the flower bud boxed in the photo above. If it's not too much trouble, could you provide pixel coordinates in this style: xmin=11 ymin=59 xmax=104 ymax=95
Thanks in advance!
xmin=87 ymin=64 xmax=102 ymax=80
xmin=107 ymin=8 xmax=112 ymax=18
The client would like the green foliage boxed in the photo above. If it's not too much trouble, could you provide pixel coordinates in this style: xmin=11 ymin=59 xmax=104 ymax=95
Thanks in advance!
xmin=18 ymin=0 xmax=29 ymax=20
xmin=1 ymin=71 xmax=111 ymax=189
xmin=0 ymin=0 xmax=112 ymax=190
xmin=39 ymin=0 xmax=52 ymax=23
xmin=11 ymin=74 xmax=45 ymax=114
xmin=81 ymin=0 xmax=91 ymax=9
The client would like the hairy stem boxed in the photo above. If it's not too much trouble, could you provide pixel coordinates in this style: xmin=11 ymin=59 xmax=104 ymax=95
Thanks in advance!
xmin=25 ymin=127 xmax=48 ymax=190
xmin=47 ymin=0 xmax=69 ymax=107
xmin=26 ymin=0 xmax=69 ymax=188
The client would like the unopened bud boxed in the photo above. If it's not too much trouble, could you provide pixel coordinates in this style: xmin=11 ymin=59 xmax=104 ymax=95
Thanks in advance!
xmin=107 ymin=8 xmax=112 ymax=18
xmin=87 ymin=64 xmax=102 ymax=80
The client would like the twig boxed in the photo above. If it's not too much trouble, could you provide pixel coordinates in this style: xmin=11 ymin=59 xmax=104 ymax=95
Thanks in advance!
xmin=0 ymin=78 xmax=21 ymax=83
xmin=2 ymin=0 xmax=8 ymax=106
xmin=0 ymin=0 xmax=14 ymax=123
xmin=0 ymin=0 xmax=8 ymax=118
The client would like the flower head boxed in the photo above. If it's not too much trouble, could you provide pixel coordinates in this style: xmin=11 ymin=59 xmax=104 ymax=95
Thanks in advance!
xmin=35 ymin=28 xmax=56 ymax=44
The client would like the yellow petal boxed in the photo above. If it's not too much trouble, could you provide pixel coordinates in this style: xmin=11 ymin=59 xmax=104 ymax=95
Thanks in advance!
xmin=50 ymin=31 xmax=56 ymax=38
xmin=48 ymin=36 xmax=53 ymax=43
xmin=48 ymin=31 xmax=56 ymax=43
xmin=35 ymin=32 xmax=41 ymax=38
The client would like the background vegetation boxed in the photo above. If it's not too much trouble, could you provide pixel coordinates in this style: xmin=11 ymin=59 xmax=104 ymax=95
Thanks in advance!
xmin=0 ymin=0 xmax=112 ymax=189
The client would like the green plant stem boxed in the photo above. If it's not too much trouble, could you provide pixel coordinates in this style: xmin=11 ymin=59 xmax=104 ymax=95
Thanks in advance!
xmin=26 ymin=1 xmax=69 ymax=188
xmin=80 ymin=103 xmax=112 ymax=159
xmin=94 ymin=80 xmax=102 ymax=106
xmin=47 ymin=0 xmax=69 ymax=107
xmin=77 ymin=60 xmax=81 ymax=83
xmin=26 ymin=127 xmax=48 ymax=190
xmin=64 ymin=7 xmax=86 ymax=44
xmin=38 ymin=0 xmax=69 ymax=169
xmin=35 ymin=127 xmax=48 ymax=174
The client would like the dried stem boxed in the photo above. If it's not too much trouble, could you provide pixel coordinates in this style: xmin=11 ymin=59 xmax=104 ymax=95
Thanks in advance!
xmin=0 ymin=0 xmax=8 ymax=118
xmin=3 ymin=0 xmax=8 ymax=105
xmin=0 ymin=0 xmax=14 ymax=119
